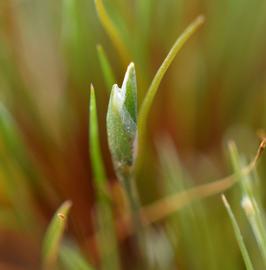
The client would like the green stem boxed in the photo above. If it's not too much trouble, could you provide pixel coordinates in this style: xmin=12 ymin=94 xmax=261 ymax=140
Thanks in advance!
xmin=119 ymin=173 xmax=141 ymax=231
xmin=135 ymin=15 xmax=205 ymax=172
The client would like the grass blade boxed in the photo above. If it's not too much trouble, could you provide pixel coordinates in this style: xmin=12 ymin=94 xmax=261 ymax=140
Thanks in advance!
xmin=136 ymin=15 xmax=204 ymax=170
xmin=158 ymin=138 xmax=217 ymax=269
xmin=222 ymin=195 xmax=254 ymax=270
xmin=89 ymin=85 xmax=121 ymax=270
xmin=0 ymin=105 xmax=37 ymax=229
xmin=89 ymin=85 xmax=106 ymax=186
xmin=59 ymin=243 xmax=94 ymax=270
xmin=241 ymin=194 xmax=266 ymax=265
xmin=140 ymin=139 xmax=265 ymax=225
xmin=96 ymin=44 xmax=116 ymax=90
xmin=94 ymin=0 xmax=129 ymax=64
xmin=228 ymin=141 xmax=266 ymax=266
xmin=42 ymin=201 xmax=72 ymax=270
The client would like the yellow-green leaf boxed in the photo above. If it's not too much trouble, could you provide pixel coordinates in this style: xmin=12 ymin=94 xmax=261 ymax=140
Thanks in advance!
xmin=42 ymin=201 xmax=72 ymax=269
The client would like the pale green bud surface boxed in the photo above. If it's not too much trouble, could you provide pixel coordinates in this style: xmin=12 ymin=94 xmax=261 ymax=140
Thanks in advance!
xmin=106 ymin=63 xmax=137 ymax=180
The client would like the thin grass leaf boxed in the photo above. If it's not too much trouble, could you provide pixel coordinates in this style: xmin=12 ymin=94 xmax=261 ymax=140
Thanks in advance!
xmin=140 ymin=139 xmax=265 ymax=225
xmin=42 ymin=201 xmax=72 ymax=270
xmin=158 ymin=138 xmax=217 ymax=270
xmin=0 ymin=105 xmax=36 ymax=180
xmin=0 ymin=104 xmax=58 ymax=211
xmin=94 ymin=0 xmax=129 ymax=64
xmin=59 ymin=243 xmax=94 ymax=270
xmin=0 ymin=105 xmax=37 ymax=229
xmin=241 ymin=194 xmax=266 ymax=265
xmin=222 ymin=194 xmax=254 ymax=270
xmin=135 ymin=15 xmax=204 ymax=170
xmin=228 ymin=142 xmax=266 ymax=266
xmin=96 ymin=44 xmax=116 ymax=90
xmin=89 ymin=85 xmax=121 ymax=270
xmin=0 ymin=104 xmax=26 ymax=161
xmin=89 ymin=85 xmax=107 ymax=186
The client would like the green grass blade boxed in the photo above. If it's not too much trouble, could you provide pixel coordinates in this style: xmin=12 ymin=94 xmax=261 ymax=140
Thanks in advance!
xmin=228 ymin=142 xmax=266 ymax=266
xmin=140 ymin=140 xmax=265 ymax=225
xmin=0 ymin=105 xmax=38 ymax=229
xmin=222 ymin=195 xmax=254 ymax=270
xmin=89 ymin=85 xmax=107 ymax=185
xmin=136 ymin=15 xmax=204 ymax=170
xmin=59 ymin=243 xmax=94 ymax=270
xmin=96 ymin=44 xmax=116 ymax=90
xmin=94 ymin=0 xmax=129 ymax=64
xmin=42 ymin=201 xmax=72 ymax=270
xmin=0 ymin=104 xmax=25 ymax=160
xmin=89 ymin=85 xmax=121 ymax=270
xmin=157 ymin=138 xmax=217 ymax=269
xmin=241 ymin=194 xmax=266 ymax=266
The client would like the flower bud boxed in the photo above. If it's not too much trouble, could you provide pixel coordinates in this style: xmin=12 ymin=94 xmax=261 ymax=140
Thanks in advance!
xmin=106 ymin=63 xmax=137 ymax=180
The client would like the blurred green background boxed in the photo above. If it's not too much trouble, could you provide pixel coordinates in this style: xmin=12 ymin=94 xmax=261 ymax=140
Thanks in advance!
xmin=0 ymin=0 xmax=265 ymax=269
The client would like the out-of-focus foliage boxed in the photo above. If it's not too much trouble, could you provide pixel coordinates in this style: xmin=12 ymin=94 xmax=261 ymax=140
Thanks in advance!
xmin=0 ymin=0 xmax=265 ymax=269
xmin=42 ymin=200 xmax=72 ymax=269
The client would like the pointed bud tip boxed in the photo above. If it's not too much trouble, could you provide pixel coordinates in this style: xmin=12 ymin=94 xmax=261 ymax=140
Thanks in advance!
xmin=128 ymin=62 xmax=135 ymax=68
xmin=122 ymin=63 xmax=136 ymax=89
xmin=127 ymin=62 xmax=135 ymax=74
xmin=110 ymin=84 xmax=121 ymax=106
xmin=196 ymin=15 xmax=205 ymax=25
xmin=112 ymin=84 xmax=119 ymax=91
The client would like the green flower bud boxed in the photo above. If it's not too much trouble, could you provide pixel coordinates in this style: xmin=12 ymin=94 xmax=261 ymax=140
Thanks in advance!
xmin=106 ymin=63 xmax=137 ymax=180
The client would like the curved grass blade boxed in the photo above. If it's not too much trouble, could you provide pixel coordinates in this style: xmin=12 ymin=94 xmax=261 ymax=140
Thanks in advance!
xmin=222 ymin=195 xmax=254 ymax=270
xmin=42 ymin=201 xmax=72 ymax=270
xmin=59 ymin=243 xmax=94 ymax=270
xmin=158 ymin=137 xmax=217 ymax=269
xmin=139 ymin=138 xmax=265 ymax=225
xmin=88 ymin=139 xmax=266 ymax=242
xmin=135 ymin=15 xmax=204 ymax=170
xmin=96 ymin=44 xmax=116 ymax=91
xmin=94 ymin=0 xmax=129 ymax=64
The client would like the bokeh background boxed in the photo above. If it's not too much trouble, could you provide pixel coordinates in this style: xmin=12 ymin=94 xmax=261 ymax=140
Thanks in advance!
xmin=0 ymin=0 xmax=265 ymax=269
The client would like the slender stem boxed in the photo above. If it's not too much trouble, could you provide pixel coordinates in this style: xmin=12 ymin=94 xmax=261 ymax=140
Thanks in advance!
xmin=118 ymin=170 xmax=141 ymax=232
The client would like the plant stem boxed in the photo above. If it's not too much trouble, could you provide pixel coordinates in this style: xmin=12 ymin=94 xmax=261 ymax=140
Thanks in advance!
xmin=135 ymin=15 xmax=204 ymax=172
